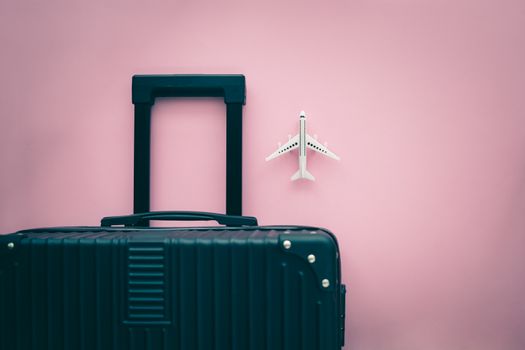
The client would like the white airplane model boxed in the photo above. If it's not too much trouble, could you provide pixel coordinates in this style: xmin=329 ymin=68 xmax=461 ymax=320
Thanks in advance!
xmin=265 ymin=111 xmax=340 ymax=181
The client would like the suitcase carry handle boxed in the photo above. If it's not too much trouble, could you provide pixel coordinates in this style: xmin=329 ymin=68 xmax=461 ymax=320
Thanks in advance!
xmin=101 ymin=211 xmax=258 ymax=227
xmin=132 ymin=75 xmax=246 ymax=223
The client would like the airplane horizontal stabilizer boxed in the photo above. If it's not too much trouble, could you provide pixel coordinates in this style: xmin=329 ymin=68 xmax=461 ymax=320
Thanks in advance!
xmin=291 ymin=169 xmax=315 ymax=181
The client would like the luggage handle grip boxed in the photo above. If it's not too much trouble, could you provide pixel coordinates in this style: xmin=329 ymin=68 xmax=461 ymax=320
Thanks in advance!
xmin=101 ymin=211 xmax=258 ymax=227
xmin=132 ymin=75 xmax=246 ymax=105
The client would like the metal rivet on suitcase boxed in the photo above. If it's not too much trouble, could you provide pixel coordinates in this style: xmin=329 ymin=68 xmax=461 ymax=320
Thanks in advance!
xmin=283 ymin=240 xmax=292 ymax=249
xmin=308 ymin=254 xmax=316 ymax=263
xmin=7 ymin=242 xmax=14 ymax=250
xmin=322 ymin=279 xmax=330 ymax=288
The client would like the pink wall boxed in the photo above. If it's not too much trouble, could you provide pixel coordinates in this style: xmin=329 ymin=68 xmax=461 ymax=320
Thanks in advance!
xmin=2 ymin=0 xmax=525 ymax=348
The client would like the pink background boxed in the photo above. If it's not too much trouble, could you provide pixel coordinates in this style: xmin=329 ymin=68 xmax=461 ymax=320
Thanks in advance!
xmin=1 ymin=0 xmax=525 ymax=349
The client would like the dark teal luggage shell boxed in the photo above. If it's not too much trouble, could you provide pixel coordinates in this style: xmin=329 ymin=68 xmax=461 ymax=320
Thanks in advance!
xmin=0 ymin=75 xmax=346 ymax=349
xmin=0 ymin=224 xmax=345 ymax=349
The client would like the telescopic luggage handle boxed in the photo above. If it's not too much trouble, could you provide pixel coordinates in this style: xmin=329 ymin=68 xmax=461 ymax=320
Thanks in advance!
xmin=132 ymin=75 xmax=246 ymax=105
xmin=132 ymin=75 xmax=246 ymax=222
xmin=101 ymin=211 xmax=258 ymax=227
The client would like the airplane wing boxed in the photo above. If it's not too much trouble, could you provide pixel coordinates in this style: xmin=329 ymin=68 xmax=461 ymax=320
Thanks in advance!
xmin=265 ymin=134 xmax=299 ymax=161
xmin=306 ymin=134 xmax=340 ymax=160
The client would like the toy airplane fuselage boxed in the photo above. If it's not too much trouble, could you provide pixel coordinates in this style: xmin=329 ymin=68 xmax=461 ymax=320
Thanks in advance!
xmin=265 ymin=111 xmax=340 ymax=181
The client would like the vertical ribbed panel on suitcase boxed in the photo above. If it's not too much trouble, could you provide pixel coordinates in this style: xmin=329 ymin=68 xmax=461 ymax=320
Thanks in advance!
xmin=0 ymin=228 xmax=342 ymax=350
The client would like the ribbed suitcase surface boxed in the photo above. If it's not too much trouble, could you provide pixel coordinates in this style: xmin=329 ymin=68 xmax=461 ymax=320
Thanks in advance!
xmin=0 ymin=226 xmax=345 ymax=350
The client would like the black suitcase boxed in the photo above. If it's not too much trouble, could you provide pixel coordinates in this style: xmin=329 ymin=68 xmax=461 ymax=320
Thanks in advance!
xmin=0 ymin=75 xmax=346 ymax=350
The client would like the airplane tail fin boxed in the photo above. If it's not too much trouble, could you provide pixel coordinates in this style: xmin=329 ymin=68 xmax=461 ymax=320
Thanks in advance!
xmin=304 ymin=170 xmax=315 ymax=181
xmin=291 ymin=169 xmax=315 ymax=181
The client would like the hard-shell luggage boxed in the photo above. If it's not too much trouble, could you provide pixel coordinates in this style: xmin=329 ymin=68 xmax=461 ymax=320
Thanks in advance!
xmin=0 ymin=75 xmax=346 ymax=349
